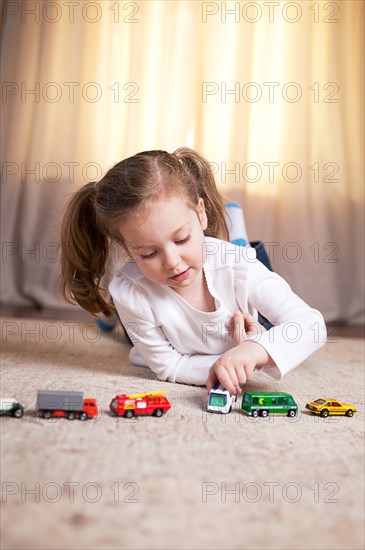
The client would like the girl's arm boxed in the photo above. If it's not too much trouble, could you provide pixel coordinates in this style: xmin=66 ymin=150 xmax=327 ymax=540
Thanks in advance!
xmin=115 ymin=281 xmax=269 ymax=389
xmin=235 ymin=257 xmax=327 ymax=380
xmin=110 ymin=275 xmax=221 ymax=385
xmin=206 ymin=258 xmax=327 ymax=393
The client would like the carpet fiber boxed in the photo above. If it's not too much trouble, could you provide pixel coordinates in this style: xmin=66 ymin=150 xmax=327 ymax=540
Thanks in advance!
xmin=1 ymin=317 xmax=364 ymax=550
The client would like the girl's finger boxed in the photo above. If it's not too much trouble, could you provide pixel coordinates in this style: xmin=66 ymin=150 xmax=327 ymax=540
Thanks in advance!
xmin=236 ymin=366 xmax=248 ymax=387
xmin=206 ymin=369 xmax=218 ymax=393
xmin=234 ymin=310 xmax=246 ymax=344
xmin=226 ymin=365 xmax=240 ymax=393
xmin=242 ymin=314 xmax=264 ymax=337
xmin=215 ymin=363 xmax=239 ymax=395
xmin=242 ymin=313 xmax=256 ymax=327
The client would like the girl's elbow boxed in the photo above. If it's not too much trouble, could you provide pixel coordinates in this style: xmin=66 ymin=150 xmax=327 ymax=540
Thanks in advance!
xmin=155 ymin=366 xmax=177 ymax=384
xmin=311 ymin=309 xmax=327 ymax=348
xmin=322 ymin=321 xmax=328 ymax=345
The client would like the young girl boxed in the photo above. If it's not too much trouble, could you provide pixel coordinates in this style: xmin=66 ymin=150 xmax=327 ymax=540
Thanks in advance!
xmin=60 ymin=148 xmax=326 ymax=394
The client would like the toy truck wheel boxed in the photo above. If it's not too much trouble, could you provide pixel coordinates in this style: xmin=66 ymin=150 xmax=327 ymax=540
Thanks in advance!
xmin=320 ymin=409 xmax=329 ymax=418
xmin=154 ymin=408 xmax=163 ymax=417
xmin=79 ymin=412 xmax=88 ymax=421
xmin=124 ymin=410 xmax=134 ymax=419
xmin=13 ymin=408 xmax=24 ymax=418
xmin=346 ymin=409 xmax=354 ymax=417
xmin=288 ymin=409 xmax=297 ymax=418
xmin=260 ymin=409 xmax=269 ymax=417
xmin=68 ymin=412 xmax=76 ymax=420
xmin=44 ymin=411 xmax=52 ymax=419
xmin=251 ymin=409 xmax=259 ymax=418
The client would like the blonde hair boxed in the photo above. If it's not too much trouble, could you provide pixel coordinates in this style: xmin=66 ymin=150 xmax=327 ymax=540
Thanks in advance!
xmin=60 ymin=147 xmax=229 ymax=316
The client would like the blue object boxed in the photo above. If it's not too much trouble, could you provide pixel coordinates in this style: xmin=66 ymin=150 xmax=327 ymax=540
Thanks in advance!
xmin=249 ymin=241 xmax=274 ymax=330
xmin=224 ymin=202 xmax=249 ymax=246
xmin=231 ymin=238 xmax=248 ymax=247
xmin=96 ymin=318 xmax=116 ymax=332
xmin=224 ymin=202 xmax=241 ymax=208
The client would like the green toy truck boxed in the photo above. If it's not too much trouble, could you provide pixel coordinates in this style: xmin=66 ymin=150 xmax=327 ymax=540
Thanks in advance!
xmin=241 ymin=392 xmax=298 ymax=418
xmin=0 ymin=397 xmax=24 ymax=418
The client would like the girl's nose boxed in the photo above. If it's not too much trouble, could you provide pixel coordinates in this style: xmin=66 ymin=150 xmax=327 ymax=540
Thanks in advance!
xmin=163 ymin=248 xmax=180 ymax=269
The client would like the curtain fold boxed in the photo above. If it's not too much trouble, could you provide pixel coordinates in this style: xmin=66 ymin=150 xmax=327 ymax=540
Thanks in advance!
xmin=1 ymin=0 xmax=363 ymax=322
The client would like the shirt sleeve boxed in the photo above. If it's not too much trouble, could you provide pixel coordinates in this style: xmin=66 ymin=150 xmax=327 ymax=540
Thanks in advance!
xmin=109 ymin=274 xmax=219 ymax=385
xmin=235 ymin=255 xmax=327 ymax=379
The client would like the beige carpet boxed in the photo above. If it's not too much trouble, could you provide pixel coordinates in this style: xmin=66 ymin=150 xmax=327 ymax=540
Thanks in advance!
xmin=1 ymin=317 xmax=364 ymax=550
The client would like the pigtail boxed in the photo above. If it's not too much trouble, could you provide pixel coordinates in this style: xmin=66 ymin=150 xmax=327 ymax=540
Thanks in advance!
xmin=173 ymin=147 xmax=229 ymax=241
xmin=59 ymin=182 xmax=114 ymax=317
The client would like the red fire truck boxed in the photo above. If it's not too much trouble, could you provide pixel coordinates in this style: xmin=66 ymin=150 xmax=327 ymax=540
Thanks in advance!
xmin=109 ymin=391 xmax=171 ymax=418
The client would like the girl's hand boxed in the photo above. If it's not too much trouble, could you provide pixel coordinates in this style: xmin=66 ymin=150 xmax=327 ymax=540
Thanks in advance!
xmin=228 ymin=310 xmax=267 ymax=343
xmin=206 ymin=310 xmax=269 ymax=395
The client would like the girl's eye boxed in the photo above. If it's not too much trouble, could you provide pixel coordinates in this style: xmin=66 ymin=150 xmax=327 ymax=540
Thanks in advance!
xmin=176 ymin=235 xmax=191 ymax=245
xmin=141 ymin=235 xmax=190 ymax=260
xmin=140 ymin=251 xmax=157 ymax=260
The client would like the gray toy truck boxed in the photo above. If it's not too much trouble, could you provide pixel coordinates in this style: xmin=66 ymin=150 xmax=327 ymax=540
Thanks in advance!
xmin=36 ymin=390 xmax=98 ymax=420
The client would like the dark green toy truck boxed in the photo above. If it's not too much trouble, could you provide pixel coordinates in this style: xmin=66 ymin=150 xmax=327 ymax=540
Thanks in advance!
xmin=0 ymin=397 xmax=24 ymax=418
xmin=241 ymin=392 xmax=298 ymax=418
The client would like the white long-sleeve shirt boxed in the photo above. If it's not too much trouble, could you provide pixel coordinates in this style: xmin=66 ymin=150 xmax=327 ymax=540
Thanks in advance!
xmin=109 ymin=237 xmax=326 ymax=385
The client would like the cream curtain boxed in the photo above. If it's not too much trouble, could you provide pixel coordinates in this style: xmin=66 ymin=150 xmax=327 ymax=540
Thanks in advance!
xmin=1 ymin=0 xmax=364 ymax=323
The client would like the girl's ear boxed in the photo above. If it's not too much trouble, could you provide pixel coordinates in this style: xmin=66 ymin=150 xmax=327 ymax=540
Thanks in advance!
xmin=197 ymin=198 xmax=208 ymax=230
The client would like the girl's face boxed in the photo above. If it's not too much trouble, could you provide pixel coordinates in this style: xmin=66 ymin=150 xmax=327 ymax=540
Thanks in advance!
xmin=119 ymin=196 xmax=208 ymax=293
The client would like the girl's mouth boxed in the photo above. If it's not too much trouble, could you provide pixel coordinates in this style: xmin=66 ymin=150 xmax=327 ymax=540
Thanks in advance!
xmin=169 ymin=267 xmax=190 ymax=282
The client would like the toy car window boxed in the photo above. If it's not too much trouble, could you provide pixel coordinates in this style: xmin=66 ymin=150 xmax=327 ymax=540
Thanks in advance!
xmin=209 ymin=394 xmax=227 ymax=407
xmin=278 ymin=397 xmax=285 ymax=405
xmin=252 ymin=397 xmax=258 ymax=405
xmin=271 ymin=398 xmax=276 ymax=405
xmin=314 ymin=399 xmax=325 ymax=405
xmin=332 ymin=402 xmax=341 ymax=407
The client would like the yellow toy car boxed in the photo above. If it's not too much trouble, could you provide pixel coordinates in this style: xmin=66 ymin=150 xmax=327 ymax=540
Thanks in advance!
xmin=306 ymin=398 xmax=357 ymax=418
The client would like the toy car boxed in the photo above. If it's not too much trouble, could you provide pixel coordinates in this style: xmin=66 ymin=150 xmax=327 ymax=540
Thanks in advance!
xmin=207 ymin=382 xmax=236 ymax=414
xmin=36 ymin=390 xmax=98 ymax=420
xmin=305 ymin=398 xmax=357 ymax=417
xmin=110 ymin=391 xmax=171 ymax=418
xmin=0 ymin=397 xmax=24 ymax=418
xmin=241 ymin=392 xmax=298 ymax=417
